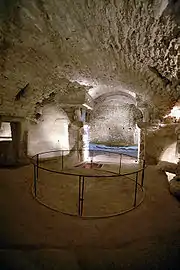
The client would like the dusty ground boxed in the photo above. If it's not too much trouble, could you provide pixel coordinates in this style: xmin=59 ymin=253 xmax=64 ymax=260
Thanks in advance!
xmin=35 ymin=155 xmax=143 ymax=216
xmin=0 ymin=161 xmax=180 ymax=269
xmin=36 ymin=166 xmax=143 ymax=217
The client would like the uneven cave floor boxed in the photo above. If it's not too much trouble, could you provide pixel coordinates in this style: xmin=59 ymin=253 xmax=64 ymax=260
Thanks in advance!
xmin=0 ymin=160 xmax=180 ymax=270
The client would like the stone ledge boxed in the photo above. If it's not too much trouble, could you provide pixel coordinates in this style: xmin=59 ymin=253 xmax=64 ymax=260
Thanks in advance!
xmin=169 ymin=176 xmax=180 ymax=199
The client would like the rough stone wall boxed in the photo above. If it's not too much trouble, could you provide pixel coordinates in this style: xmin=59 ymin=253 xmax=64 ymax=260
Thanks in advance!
xmin=160 ymin=141 xmax=178 ymax=164
xmin=28 ymin=105 xmax=70 ymax=155
xmin=145 ymin=124 xmax=177 ymax=164
xmin=0 ymin=0 xmax=179 ymax=119
xmin=89 ymin=100 xmax=136 ymax=145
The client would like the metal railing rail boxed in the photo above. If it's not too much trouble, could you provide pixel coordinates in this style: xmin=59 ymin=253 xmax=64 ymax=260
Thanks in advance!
xmin=30 ymin=149 xmax=146 ymax=218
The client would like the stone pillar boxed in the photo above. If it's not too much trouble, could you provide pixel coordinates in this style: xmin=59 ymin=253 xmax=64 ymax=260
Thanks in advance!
xmin=20 ymin=120 xmax=29 ymax=161
xmin=136 ymin=122 xmax=145 ymax=162
xmin=74 ymin=108 xmax=82 ymax=122
xmin=11 ymin=120 xmax=29 ymax=164
xmin=11 ymin=122 xmax=21 ymax=162
xmin=139 ymin=107 xmax=149 ymax=123
xmin=139 ymin=128 xmax=145 ymax=162
xmin=81 ymin=123 xmax=90 ymax=161
xmin=77 ymin=123 xmax=84 ymax=162
xmin=64 ymin=107 xmax=87 ymax=163
xmin=76 ymin=108 xmax=90 ymax=162
xmin=137 ymin=105 xmax=152 ymax=163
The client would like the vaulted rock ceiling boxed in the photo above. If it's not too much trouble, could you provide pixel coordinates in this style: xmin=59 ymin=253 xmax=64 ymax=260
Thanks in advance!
xmin=0 ymin=0 xmax=180 ymax=119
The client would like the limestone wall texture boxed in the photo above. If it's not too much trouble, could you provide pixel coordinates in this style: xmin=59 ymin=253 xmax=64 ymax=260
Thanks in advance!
xmin=145 ymin=124 xmax=177 ymax=164
xmin=0 ymin=0 xmax=179 ymax=120
xmin=89 ymin=100 xmax=136 ymax=145
xmin=28 ymin=105 xmax=70 ymax=155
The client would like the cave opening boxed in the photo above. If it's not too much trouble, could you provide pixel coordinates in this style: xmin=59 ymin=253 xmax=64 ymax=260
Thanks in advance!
xmin=0 ymin=122 xmax=12 ymax=141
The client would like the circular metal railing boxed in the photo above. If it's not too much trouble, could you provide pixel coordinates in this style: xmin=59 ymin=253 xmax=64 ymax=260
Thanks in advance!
xmin=30 ymin=149 xmax=146 ymax=218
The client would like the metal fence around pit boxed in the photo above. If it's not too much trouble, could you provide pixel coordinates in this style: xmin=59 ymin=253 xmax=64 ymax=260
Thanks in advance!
xmin=30 ymin=149 xmax=146 ymax=219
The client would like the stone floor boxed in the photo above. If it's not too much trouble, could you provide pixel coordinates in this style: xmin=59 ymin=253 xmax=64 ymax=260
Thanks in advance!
xmin=36 ymin=166 xmax=144 ymax=217
xmin=0 ymin=159 xmax=180 ymax=269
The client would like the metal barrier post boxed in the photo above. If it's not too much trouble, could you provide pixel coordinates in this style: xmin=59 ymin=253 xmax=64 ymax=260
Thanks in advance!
xmin=61 ymin=150 xmax=64 ymax=170
xmin=36 ymin=154 xmax=39 ymax=180
xmin=78 ymin=176 xmax=81 ymax=215
xmin=118 ymin=154 xmax=122 ymax=174
xmin=133 ymin=172 xmax=138 ymax=207
xmin=80 ymin=177 xmax=85 ymax=216
xmin=78 ymin=176 xmax=85 ymax=216
xmin=33 ymin=164 xmax=37 ymax=197
xmin=91 ymin=151 xmax=93 ymax=168
xmin=141 ymin=159 xmax=145 ymax=187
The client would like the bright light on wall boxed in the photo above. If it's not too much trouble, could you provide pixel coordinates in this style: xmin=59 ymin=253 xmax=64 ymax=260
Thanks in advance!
xmin=136 ymin=124 xmax=141 ymax=162
xmin=72 ymin=78 xmax=96 ymax=87
xmin=82 ymin=103 xmax=93 ymax=110
xmin=49 ymin=121 xmax=69 ymax=152
xmin=164 ymin=106 xmax=180 ymax=119
xmin=0 ymin=122 xmax=12 ymax=141
xmin=160 ymin=142 xmax=178 ymax=163
xmin=28 ymin=106 xmax=70 ymax=156
xmin=160 ymin=142 xmax=178 ymax=181
xmin=82 ymin=124 xmax=90 ymax=161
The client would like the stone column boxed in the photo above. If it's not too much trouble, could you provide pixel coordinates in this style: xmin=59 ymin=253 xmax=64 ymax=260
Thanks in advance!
xmin=139 ymin=127 xmax=145 ymax=162
xmin=10 ymin=120 xmax=29 ymax=164
xmin=11 ymin=122 xmax=21 ymax=162
xmin=20 ymin=120 xmax=29 ymax=161
xmin=64 ymin=107 xmax=85 ymax=162
xmin=63 ymin=106 xmax=91 ymax=163
xmin=139 ymin=107 xmax=149 ymax=123
xmin=77 ymin=123 xmax=84 ymax=162
xmin=135 ymin=106 xmax=145 ymax=162
xmin=136 ymin=122 xmax=145 ymax=162
xmin=76 ymin=108 xmax=90 ymax=162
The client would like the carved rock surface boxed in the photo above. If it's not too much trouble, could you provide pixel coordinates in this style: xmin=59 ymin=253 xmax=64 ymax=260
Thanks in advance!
xmin=0 ymin=0 xmax=179 ymax=118
xmin=169 ymin=176 xmax=180 ymax=199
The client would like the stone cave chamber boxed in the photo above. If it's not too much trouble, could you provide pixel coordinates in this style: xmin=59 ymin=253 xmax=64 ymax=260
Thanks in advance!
xmin=0 ymin=0 xmax=180 ymax=269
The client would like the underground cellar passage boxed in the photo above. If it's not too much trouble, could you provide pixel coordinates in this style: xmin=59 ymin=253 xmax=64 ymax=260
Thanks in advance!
xmin=0 ymin=0 xmax=180 ymax=269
